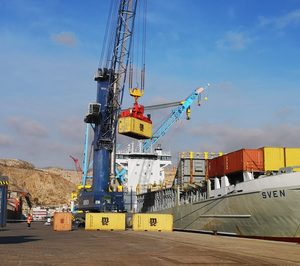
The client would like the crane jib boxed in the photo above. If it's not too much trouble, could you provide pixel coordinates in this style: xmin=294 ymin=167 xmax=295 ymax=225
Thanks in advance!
xmin=142 ymin=88 xmax=204 ymax=153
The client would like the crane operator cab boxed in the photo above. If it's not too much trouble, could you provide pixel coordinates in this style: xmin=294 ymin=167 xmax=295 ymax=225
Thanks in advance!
xmin=118 ymin=88 xmax=152 ymax=139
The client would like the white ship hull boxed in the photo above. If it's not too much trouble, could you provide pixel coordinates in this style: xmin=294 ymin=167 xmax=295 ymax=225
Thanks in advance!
xmin=139 ymin=172 xmax=300 ymax=241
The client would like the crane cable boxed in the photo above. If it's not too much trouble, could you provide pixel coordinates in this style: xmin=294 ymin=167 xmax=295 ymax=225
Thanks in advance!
xmin=141 ymin=0 xmax=147 ymax=90
xmin=99 ymin=0 xmax=119 ymax=69
xmin=106 ymin=1 xmax=119 ymax=68
xmin=99 ymin=0 xmax=113 ymax=68
xmin=118 ymin=0 xmax=138 ymax=107
xmin=128 ymin=0 xmax=147 ymax=91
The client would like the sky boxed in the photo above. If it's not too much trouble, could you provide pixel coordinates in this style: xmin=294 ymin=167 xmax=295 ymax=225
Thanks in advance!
xmin=1 ymin=0 xmax=300 ymax=169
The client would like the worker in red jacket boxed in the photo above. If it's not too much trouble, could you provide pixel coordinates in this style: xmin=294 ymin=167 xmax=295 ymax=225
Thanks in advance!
xmin=27 ymin=214 xmax=33 ymax=228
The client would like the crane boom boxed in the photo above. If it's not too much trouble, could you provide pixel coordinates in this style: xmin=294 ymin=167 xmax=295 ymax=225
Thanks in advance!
xmin=69 ymin=155 xmax=82 ymax=173
xmin=79 ymin=0 xmax=138 ymax=212
xmin=143 ymin=101 xmax=181 ymax=111
xmin=143 ymin=87 xmax=204 ymax=152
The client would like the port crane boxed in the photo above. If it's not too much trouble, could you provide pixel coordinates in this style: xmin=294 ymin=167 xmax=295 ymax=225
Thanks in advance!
xmin=115 ymin=87 xmax=207 ymax=186
xmin=142 ymin=87 xmax=205 ymax=152
xmin=69 ymin=155 xmax=82 ymax=174
xmin=77 ymin=1 xmax=207 ymax=211
xmin=78 ymin=0 xmax=139 ymax=212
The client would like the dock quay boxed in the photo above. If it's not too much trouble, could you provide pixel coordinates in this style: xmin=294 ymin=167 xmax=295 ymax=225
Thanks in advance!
xmin=0 ymin=222 xmax=299 ymax=265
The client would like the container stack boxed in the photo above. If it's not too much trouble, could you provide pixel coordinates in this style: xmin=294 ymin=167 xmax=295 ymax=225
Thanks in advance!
xmin=175 ymin=152 xmax=222 ymax=188
xmin=207 ymin=147 xmax=300 ymax=179
xmin=285 ymin=148 xmax=300 ymax=170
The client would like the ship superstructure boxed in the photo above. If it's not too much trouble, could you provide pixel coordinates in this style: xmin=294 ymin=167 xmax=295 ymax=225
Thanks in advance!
xmin=116 ymin=142 xmax=171 ymax=212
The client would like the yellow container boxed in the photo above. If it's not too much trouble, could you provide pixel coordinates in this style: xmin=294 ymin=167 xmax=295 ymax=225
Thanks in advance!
xmin=53 ymin=212 xmax=72 ymax=231
xmin=285 ymin=148 xmax=300 ymax=171
xmin=263 ymin=147 xmax=285 ymax=171
xmin=85 ymin=213 xmax=126 ymax=231
xmin=118 ymin=117 xmax=152 ymax=139
xmin=132 ymin=213 xmax=173 ymax=232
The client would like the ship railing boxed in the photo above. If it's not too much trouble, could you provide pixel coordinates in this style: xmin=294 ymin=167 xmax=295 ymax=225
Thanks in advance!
xmin=278 ymin=165 xmax=300 ymax=174
xmin=136 ymin=187 xmax=208 ymax=212
xmin=180 ymin=190 xmax=207 ymax=205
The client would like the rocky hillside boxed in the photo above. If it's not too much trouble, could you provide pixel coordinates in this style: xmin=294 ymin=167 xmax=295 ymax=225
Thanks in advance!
xmin=164 ymin=166 xmax=176 ymax=187
xmin=0 ymin=159 xmax=81 ymax=206
xmin=0 ymin=159 xmax=177 ymax=206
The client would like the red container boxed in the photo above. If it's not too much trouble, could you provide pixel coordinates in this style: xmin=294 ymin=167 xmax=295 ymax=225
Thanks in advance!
xmin=207 ymin=156 xmax=224 ymax=178
xmin=224 ymin=149 xmax=264 ymax=174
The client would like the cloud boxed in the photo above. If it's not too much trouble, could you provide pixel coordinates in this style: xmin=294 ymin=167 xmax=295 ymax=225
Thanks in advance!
xmin=188 ymin=123 xmax=300 ymax=153
xmin=274 ymin=107 xmax=295 ymax=119
xmin=0 ymin=134 xmax=13 ymax=147
xmin=216 ymin=31 xmax=251 ymax=51
xmin=7 ymin=117 xmax=48 ymax=138
xmin=259 ymin=9 xmax=300 ymax=29
xmin=51 ymin=32 xmax=77 ymax=47
xmin=58 ymin=117 xmax=85 ymax=143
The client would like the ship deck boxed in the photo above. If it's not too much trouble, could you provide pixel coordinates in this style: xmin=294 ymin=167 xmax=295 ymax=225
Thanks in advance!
xmin=0 ymin=222 xmax=299 ymax=265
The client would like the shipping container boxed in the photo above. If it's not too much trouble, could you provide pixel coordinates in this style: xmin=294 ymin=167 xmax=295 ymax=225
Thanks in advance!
xmin=0 ymin=176 xmax=8 ymax=228
xmin=207 ymin=156 xmax=225 ymax=178
xmin=132 ymin=213 xmax=173 ymax=232
xmin=176 ymin=157 xmax=206 ymax=187
xmin=224 ymin=149 xmax=264 ymax=175
xmin=177 ymin=152 xmax=222 ymax=182
xmin=53 ymin=212 xmax=72 ymax=231
xmin=285 ymin=148 xmax=300 ymax=171
xmin=262 ymin=147 xmax=285 ymax=171
xmin=85 ymin=213 xmax=126 ymax=231
xmin=118 ymin=116 xmax=152 ymax=139
xmin=183 ymin=159 xmax=206 ymax=177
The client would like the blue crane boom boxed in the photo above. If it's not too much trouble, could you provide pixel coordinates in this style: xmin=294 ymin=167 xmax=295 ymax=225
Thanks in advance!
xmin=143 ymin=87 xmax=205 ymax=153
xmin=78 ymin=0 xmax=138 ymax=212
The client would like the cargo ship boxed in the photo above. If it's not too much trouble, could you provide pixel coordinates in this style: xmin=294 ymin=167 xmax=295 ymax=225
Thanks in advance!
xmin=137 ymin=147 xmax=300 ymax=242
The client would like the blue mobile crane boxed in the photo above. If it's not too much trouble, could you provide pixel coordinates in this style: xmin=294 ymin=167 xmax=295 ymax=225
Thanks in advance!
xmin=78 ymin=0 xmax=138 ymax=212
